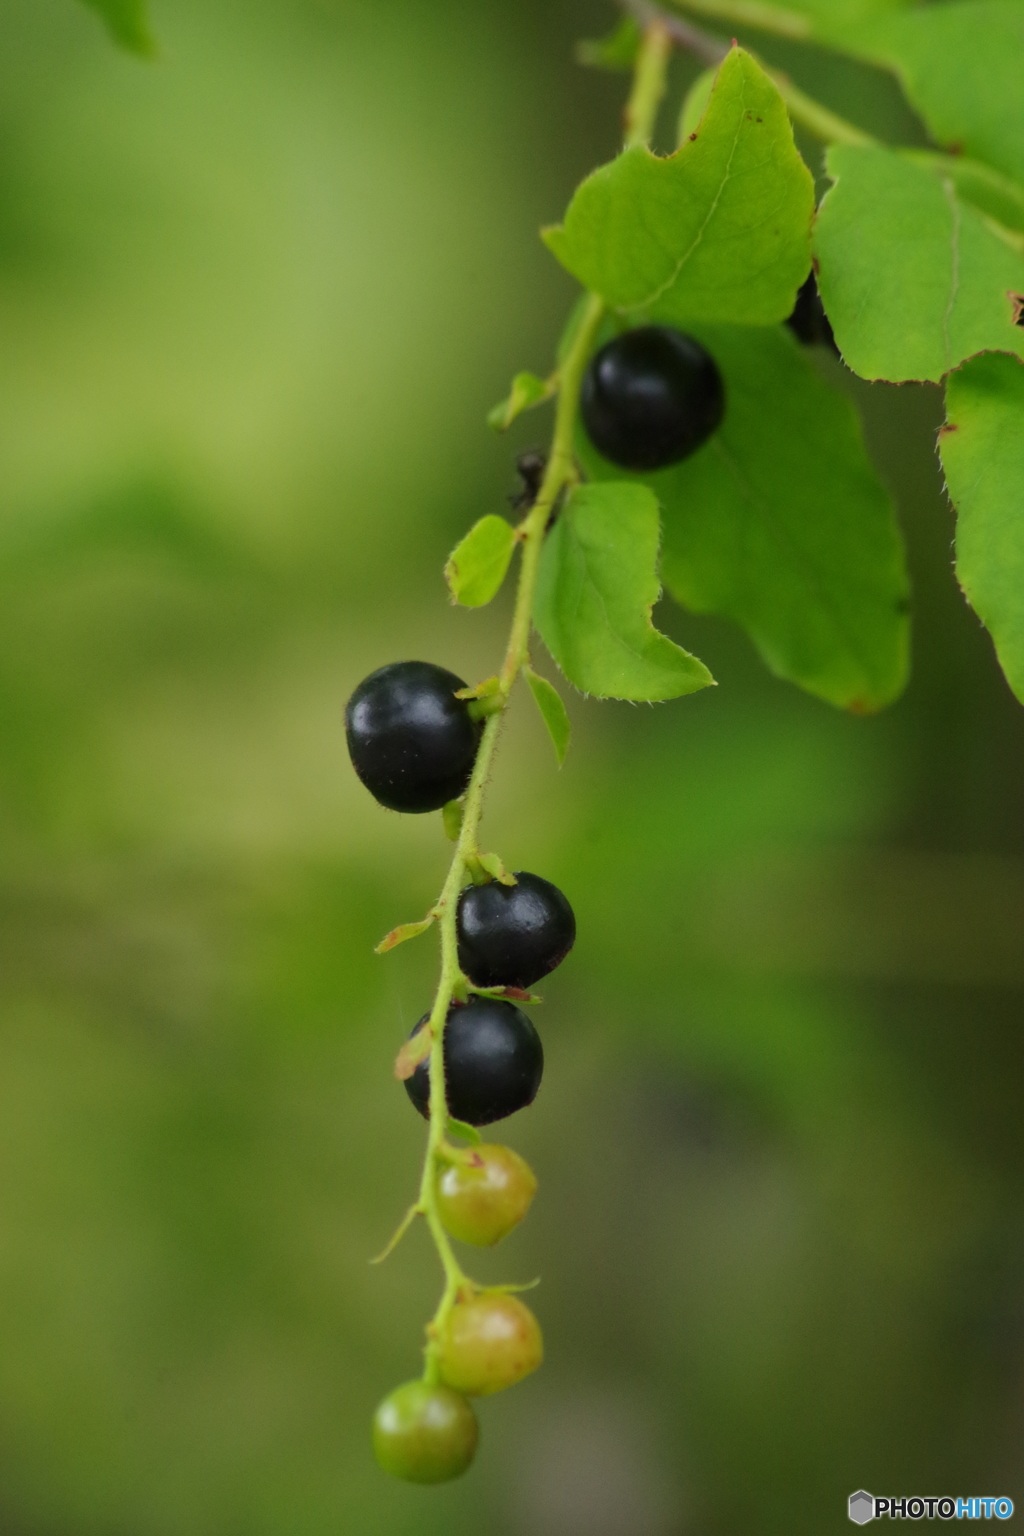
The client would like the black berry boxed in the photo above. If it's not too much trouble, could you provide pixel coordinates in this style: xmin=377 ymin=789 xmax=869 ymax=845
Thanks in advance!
xmin=581 ymin=325 xmax=725 ymax=471
xmin=786 ymin=272 xmax=839 ymax=354
xmin=457 ymin=872 xmax=575 ymax=988
xmin=405 ymin=997 xmax=543 ymax=1126
xmin=345 ymin=661 xmax=482 ymax=814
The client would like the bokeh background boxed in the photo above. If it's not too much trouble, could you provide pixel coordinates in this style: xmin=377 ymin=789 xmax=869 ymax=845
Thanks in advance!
xmin=1 ymin=1 xmax=1023 ymax=1531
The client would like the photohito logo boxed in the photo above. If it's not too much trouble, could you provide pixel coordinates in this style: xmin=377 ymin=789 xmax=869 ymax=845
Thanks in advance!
xmin=849 ymin=1492 xmax=1015 ymax=1523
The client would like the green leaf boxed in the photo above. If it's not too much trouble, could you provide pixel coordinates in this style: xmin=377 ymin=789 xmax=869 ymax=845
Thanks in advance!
xmin=543 ymin=48 xmax=814 ymax=327
xmin=445 ymin=515 xmax=517 ymax=607
xmin=487 ymin=371 xmax=556 ymax=432
xmin=442 ymin=799 xmax=464 ymax=842
xmin=830 ymin=2 xmax=1024 ymax=187
xmin=446 ymin=1118 xmax=482 ymax=1146
xmin=533 ymin=482 xmax=714 ymax=702
xmin=940 ymin=352 xmax=1024 ymax=705
xmin=575 ymin=15 xmax=641 ymax=71
xmin=473 ymin=852 xmax=516 ymax=886
xmin=678 ymin=67 xmax=717 ymax=145
xmin=78 ymin=0 xmax=155 ymax=54
xmin=375 ymin=915 xmax=435 ymax=955
xmin=581 ymin=324 xmax=908 ymax=712
xmin=814 ymin=144 xmax=1024 ymax=383
xmin=524 ymin=665 xmax=571 ymax=766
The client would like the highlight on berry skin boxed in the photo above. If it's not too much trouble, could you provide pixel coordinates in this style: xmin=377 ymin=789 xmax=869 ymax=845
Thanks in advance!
xmin=404 ymin=997 xmax=544 ymax=1127
xmin=344 ymin=660 xmax=483 ymax=814
xmin=580 ymin=325 xmax=725 ymax=471
xmin=372 ymin=1380 xmax=478 ymax=1484
xmin=436 ymin=1144 xmax=538 ymax=1247
xmin=436 ymin=1292 xmax=544 ymax=1397
xmin=457 ymin=871 xmax=576 ymax=989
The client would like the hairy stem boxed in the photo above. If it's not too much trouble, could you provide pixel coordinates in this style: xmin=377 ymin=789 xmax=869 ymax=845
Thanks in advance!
xmin=414 ymin=279 xmax=606 ymax=1381
xmin=411 ymin=22 xmax=681 ymax=1382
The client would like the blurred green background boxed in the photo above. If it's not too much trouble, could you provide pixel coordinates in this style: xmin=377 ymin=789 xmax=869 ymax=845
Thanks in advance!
xmin=1 ymin=1 xmax=1023 ymax=1531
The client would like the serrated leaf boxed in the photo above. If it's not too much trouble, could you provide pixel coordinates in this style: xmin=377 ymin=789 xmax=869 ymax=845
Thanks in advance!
xmin=78 ymin=0 xmax=155 ymax=54
xmin=814 ymin=144 xmax=1024 ymax=383
xmin=533 ymin=483 xmax=714 ymax=702
xmin=830 ymin=1 xmax=1024 ymax=187
xmin=940 ymin=352 xmax=1024 ymax=705
xmin=575 ymin=15 xmax=641 ymax=71
xmin=524 ymin=666 xmax=571 ymax=766
xmin=488 ymin=372 xmax=556 ymax=432
xmin=543 ymin=48 xmax=814 ymax=327
xmin=375 ymin=915 xmax=435 ymax=955
xmin=580 ymin=324 xmax=909 ymax=711
xmin=445 ymin=516 xmax=517 ymax=608
xmin=394 ymin=1025 xmax=431 ymax=1082
xmin=678 ymin=67 xmax=717 ymax=144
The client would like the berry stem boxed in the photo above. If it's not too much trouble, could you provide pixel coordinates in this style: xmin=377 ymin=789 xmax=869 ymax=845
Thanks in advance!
xmin=413 ymin=23 xmax=675 ymax=1383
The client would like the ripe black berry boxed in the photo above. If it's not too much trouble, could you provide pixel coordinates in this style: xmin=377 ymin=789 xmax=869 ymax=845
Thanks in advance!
xmin=581 ymin=325 xmax=725 ymax=471
xmin=345 ymin=661 xmax=483 ymax=814
xmin=457 ymin=872 xmax=575 ymax=988
xmin=786 ymin=272 xmax=838 ymax=354
xmin=405 ymin=997 xmax=543 ymax=1126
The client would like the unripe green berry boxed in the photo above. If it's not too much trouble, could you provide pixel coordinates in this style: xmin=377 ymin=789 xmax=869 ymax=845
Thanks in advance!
xmin=372 ymin=1379 xmax=478 ymax=1483
xmin=437 ymin=1293 xmax=543 ymax=1396
xmin=437 ymin=1143 xmax=537 ymax=1247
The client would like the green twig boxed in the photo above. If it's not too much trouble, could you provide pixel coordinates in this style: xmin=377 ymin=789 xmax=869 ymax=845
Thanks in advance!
xmin=666 ymin=0 xmax=811 ymax=40
xmin=770 ymin=72 xmax=875 ymax=147
xmin=623 ymin=15 xmax=674 ymax=146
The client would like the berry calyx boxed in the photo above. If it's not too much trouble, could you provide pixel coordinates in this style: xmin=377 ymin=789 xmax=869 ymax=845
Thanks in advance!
xmin=437 ymin=1293 xmax=543 ymax=1396
xmin=457 ymin=870 xmax=576 ymax=988
xmin=405 ymin=997 xmax=543 ymax=1126
xmin=580 ymin=325 xmax=725 ymax=471
xmin=345 ymin=660 xmax=483 ymax=814
xmin=372 ymin=1380 xmax=478 ymax=1483
xmin=437 ymin=1143 xmax=538 ymax=1247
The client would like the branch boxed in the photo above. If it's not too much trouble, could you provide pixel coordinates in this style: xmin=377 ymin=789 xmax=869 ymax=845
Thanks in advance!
xmin=618 ymin=0 xmax=730 ymax=66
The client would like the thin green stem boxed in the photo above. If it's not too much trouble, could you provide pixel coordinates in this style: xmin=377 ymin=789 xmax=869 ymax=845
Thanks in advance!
xmin=623 ymin=17 xmax=673 ymax=148
xmin=412 ymin=20 xmax=678 ymax=1384
xmin=667 ymin=0 xmax=810 ymax=40
xmin=770 ymin=71 xmax=875 ymax=147
xmin=414 ymin=290 xmax=607 ymax=1381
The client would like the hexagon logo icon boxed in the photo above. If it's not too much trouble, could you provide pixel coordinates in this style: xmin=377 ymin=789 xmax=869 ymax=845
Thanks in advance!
xmin=849 ymin=1491 xmax=875 ymax=1524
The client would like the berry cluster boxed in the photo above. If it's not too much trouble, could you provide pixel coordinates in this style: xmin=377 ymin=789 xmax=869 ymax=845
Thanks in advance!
xmin=345 ymin=660 xmax=575 ymax=1482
